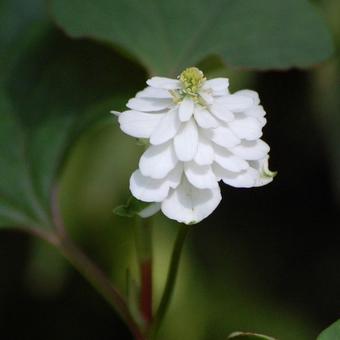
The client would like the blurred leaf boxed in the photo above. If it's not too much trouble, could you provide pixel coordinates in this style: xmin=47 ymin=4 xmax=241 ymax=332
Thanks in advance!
xmin=126 ymin=270 xmax=143 ymax=326
xmin=114 ymin=197 xmax=153 ymax=218
xmin=26 ymin=239 xmax=67 ymax=296
xmin=114 ymin=197 xmax=150 ymax=218
xmin=0 ymin=0 xmax=47 ymax=81
xmin=0 ymin=92 xmax=56 ymax=229
xmin=312 ymin=0 xmax=340 ymax=204
xmin=0 ymin=1 xmax=145 ymax=231
xmin=228 ymin=332 xmax=277 ymax=340
xmin=317 ymin=319 xmax=340 ymax=340
xmin=50 ymin=0 xmax=333 ymax=75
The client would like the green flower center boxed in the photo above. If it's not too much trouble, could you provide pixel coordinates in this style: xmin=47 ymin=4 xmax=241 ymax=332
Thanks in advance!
xmin=179 ymin=67 xmax=206 ymax=96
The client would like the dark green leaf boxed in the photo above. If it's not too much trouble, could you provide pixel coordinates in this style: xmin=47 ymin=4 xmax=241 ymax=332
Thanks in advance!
xmin=228 ymin=332 xmax=277 ymax=340
xmin=114 ymin=197 xmax=151 ymax=218
xmin=50 ymin=0 xmax=333 ymax=75
xmin=0 ymin=1 xmax=145 ymax=230
xmin=25 ymin=239 xmax=67 ymax=296
xmin=0 ymin=0 xmax=47 ymax=82
xmin=317 ymin=319 xmax=340 ymax=340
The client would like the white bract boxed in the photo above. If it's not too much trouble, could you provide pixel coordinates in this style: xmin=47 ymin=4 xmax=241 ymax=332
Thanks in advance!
xmin=114 ymin=67 xmax=275 ymax=224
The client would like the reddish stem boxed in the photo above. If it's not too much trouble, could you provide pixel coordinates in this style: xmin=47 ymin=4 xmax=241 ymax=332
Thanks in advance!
xmin=140 ymin=259 xmax=153 ymax=325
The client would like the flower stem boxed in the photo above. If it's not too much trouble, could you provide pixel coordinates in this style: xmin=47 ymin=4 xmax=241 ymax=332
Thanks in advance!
xmin=59 ymin=235 xmax=144 ymax=339
xmin=49 ymin=188 xmax=145 ymax=340
xmin=27 ymin=226 xmax=145 ymax=340
xmin=134 ymin=218 xmax=153 ymax=326
xmin=149 ymin=224 xmax=189 ymax=338
xmin=140 ymin=259 xmax=152 ymax=324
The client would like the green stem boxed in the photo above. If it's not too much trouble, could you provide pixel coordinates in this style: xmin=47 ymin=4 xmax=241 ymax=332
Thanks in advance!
xmin=58 ymin=235 xmax=144 ymax=340
xmin=134 ymin=218 xmax=153 ymax=265
xmin=149 ymin=224 xmax=189 ymax=338
xmin=27 ymin=227 xmax=145 ymax=340
xmin=48 ymin=188 xmax=144 ymax=340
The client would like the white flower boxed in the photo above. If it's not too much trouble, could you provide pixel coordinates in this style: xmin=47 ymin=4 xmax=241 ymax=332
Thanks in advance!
xmin=114 ymin=67 xmax=275 ymax=224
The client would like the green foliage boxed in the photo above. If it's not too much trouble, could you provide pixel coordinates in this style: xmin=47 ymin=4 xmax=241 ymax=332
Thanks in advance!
xmin=317 ymin=319 xmax=340 ymax=340
xmin=0 ymin=0 xmax=47 ymax=81
xmin=0 ymin=0 xmax=334 ymax=231
xmin=50 ymin=0 xmax=333 ymax=75
xmin=228 ymin=332 xmax=276 ymax=340
xmin=114 ymin=196 xmax=151 ymax=218
xmin=25 ymin=239 xmax=68 ymax=295
xmin=0 ymin=0 xmax=144 ymax=230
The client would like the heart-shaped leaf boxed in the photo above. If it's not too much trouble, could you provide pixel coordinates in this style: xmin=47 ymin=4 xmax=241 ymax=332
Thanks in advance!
xmin=50 ymin=0 xmax=333 ymax=75
xmin=317 ymin=319 xmax=340 ymax=340
xmin=0 ymin=0 xmax=47 ymax=81
xmin=0 ymin=0 xmax=145 ymax=231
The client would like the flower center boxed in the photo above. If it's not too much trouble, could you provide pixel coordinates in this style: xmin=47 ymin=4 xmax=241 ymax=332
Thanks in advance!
xmin=179 ymin=67 xmax=206 ymax=96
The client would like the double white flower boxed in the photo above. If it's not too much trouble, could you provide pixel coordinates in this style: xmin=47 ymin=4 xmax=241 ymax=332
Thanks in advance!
xmin=115 ymin=67 xmax=275 ymax=224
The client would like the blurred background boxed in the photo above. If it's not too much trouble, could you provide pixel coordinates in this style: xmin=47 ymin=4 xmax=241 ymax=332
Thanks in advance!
xmin=0 ymin=0 xmax=339 ymax=339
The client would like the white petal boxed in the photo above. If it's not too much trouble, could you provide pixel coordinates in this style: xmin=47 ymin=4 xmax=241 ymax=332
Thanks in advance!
xmin=194 ymin=135 xmax=214 ymax=165
xmin=138 ymin=202 xmax=161 ymax=218
xmin=161 ymin=178 xmax=222 ymax=224
xmin=199 ymin=91 xmax=214 ymax=104
xmin=209 ymin=102 xmax=234 ymax=122
xmin=147 ymin=77 xmax=181 ymax=90
xmin=167 ymin=163 xmax=183 ymax=189
xmin=174 ymin=119 xmax=198 ymax=161
xmin=215 ymin=94 xmax=254 ymax=112
xmin=179 ymin=97 xmax=194 ymax=122
xmin=206 ymin=126 xmax=240 ymax=148
xmin=256 ymin=117 xmax=267 ymax=128
xmin=127 ymin=97 xmax=173 ymax=112
xmin=130 ymin=170 xmax=170 ymax=202
xmin=231 ymin=140 xmax=270 ymax=160
xmin=229 ymin=116 xmax=263 ymax=140
xmin=243 ymin=105 xmax=267 ymax=127
xmin=136 ymin=86 xmax=172 ymax=99
xmin=213 ymin=164 xmax=258 ymax=188
xmin=118 ymin=110 xmax=164 ymax=138
xmin=245 ymin=105 xmax=266 ymax=118
xmin=150 ymin=108 xmax=180 ymax=145
xmin=194 ymin=106 xmax=219 ymax=128
xmin=185 ymin=162 xmax=218 ymax=189
xmin=213 ymin=144 xmax=249 ymax=172
xmin=202 ymin=78 xmax=229 ymax=96
xmin=257 ymin=116 xmax=267 ymax=128
xmin=249 ymin=156 xmax=276 ymax=187
xmin=235 ymin=90 xmax=260 ymax=105
xmin=139 ymin=142 xmax=177 ymax=179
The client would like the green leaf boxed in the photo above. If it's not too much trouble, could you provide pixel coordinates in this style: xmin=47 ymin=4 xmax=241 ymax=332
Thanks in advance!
xmin=50 ymin=0 xmax=333 ymax=75
xmin=114 ymin=197 xmax=152 ymax=218
xmin=0 ymin=1 xmax=145 ymax=231
xmin=0 ymin=0 xmax=47 ymax=82
xmin=228 ymin=332 xmax=277 ymax=340
xmin=25 ymin=239 xmax=68 ymax=296
xmin=0 ymin=92 xmax=54 ymax=229
xmin=317 ymin=319 xmax=340 ymax=340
